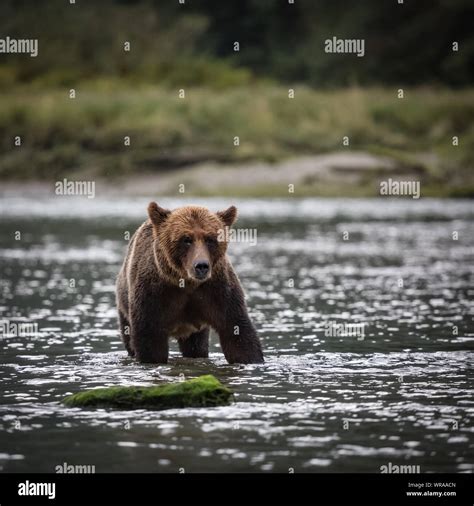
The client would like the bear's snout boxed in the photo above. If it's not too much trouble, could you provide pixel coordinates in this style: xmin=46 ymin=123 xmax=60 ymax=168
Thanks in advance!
xmin=193 ymin=260 xmax=210 ymax=280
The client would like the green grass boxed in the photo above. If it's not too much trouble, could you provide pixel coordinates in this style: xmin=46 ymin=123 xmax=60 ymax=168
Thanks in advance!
xmin=1 ymin=83 xmax=473 ymax=196
xmin=63 ymin=374 xmax=233 ymax=410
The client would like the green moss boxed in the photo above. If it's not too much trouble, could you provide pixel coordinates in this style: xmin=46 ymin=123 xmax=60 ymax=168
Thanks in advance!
xmin=63 ymin=375 xmax=233 ymax=410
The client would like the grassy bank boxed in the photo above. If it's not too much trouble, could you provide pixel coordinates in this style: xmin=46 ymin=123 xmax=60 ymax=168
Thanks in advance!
xmin=0 ymin=84 xmax=473 ymax=196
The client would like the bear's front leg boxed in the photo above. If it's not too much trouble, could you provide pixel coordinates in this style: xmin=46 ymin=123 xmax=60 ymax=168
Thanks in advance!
xmin=129 ymin=298 xmax=169 ymax=364
xmin=213 ymin=281 xmax=264 ymax=364
xmin=215 ymin=311 xmax=264 ymax=364
xmin=210 ymin=278 xmax=264 ymax=364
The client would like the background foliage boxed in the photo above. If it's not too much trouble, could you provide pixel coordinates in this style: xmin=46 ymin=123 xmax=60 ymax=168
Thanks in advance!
xmin=1 ymin=0 xmax=473 ymax=88
xmin=0 ymin=0 xmax=473 ymax=195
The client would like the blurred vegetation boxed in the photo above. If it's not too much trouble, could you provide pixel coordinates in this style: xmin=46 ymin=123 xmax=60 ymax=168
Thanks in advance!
xmin=1 ymin=85 xmax=473 ymax=184
xmin=0 ymin=0 xmax=473 ymax=194
xmin=1 ymin=0 xmax=472 ymax=88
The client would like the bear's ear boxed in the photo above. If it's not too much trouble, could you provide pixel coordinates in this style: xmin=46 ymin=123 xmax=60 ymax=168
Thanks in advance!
xmin=217 ymin=205 xmax=238 ymax=227
xmin=148 ymin=202 xmax=171 ymax=227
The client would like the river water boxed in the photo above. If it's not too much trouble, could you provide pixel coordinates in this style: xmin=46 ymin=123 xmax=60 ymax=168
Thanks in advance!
xmin=0 ymin=196 xmax=473 ymax=472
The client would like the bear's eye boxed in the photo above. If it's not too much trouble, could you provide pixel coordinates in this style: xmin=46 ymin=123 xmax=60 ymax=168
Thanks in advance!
xmin=205 ymin=236 xmax=218 ymax=246
xmin=182 ymin=236 xmax=193 ymax=246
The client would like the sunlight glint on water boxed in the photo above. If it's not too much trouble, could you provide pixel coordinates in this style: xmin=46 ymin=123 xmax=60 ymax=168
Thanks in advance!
xmin=0 ymin=197 xmax=473 ymax=472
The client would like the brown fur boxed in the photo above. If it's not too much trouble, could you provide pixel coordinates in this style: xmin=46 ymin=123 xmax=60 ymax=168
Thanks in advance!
xmin=116 ymin=203 xmax=264 ymax=364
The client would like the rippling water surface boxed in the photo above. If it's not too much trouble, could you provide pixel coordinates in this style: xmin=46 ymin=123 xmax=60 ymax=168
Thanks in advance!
xmin=0 ymin=196 xmax=473 ymax=472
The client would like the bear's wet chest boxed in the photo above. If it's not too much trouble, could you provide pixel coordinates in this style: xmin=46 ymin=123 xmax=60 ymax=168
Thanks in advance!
xmin=167 ymin=292 xmax=208 ymax=338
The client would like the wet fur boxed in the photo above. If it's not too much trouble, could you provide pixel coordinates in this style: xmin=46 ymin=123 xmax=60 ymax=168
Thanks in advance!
xmin=116 ymin=204 xmax=264 ymax=364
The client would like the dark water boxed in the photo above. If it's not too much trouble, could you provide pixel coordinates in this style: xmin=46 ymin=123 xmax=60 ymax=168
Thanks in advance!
xmin=0 ymin=196 xmax=473 ymax=473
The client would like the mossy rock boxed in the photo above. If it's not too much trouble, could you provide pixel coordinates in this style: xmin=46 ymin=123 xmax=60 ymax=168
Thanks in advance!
xmin=63 ymin=375 xmax=233 ymax=410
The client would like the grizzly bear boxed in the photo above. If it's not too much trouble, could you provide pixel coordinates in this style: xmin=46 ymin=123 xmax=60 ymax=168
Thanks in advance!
xmin=116 ymin=203 xmax=264 ymax=364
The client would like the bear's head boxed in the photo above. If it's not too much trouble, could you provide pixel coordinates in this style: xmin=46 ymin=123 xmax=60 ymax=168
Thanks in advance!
xmin=148 ymin=202 xmax=238 ymax=284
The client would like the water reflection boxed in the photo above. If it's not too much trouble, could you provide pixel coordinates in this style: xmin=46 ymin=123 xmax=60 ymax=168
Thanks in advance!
xmin=0 ymin=197 xmax=473 ymax=472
